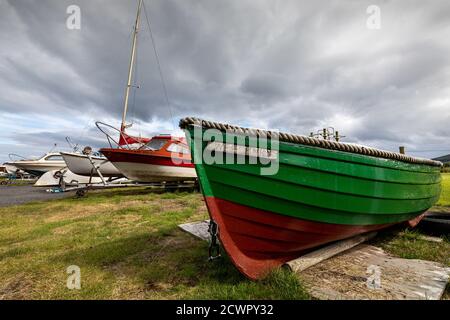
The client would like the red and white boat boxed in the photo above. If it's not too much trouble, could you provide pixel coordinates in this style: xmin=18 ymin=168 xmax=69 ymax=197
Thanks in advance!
xmin=100 ymin=135 xmax=196 ymax=183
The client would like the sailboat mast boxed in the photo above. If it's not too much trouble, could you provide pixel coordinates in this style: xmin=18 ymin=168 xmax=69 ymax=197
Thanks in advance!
xmin=121 ymin=0 xmax=143 ymax=132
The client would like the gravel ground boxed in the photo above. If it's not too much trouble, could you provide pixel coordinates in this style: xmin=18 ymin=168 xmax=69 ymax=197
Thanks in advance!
xmin=0 ymin=185 xmax=72 ymax=207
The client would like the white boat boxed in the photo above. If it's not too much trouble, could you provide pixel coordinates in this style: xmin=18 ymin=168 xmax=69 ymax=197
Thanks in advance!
xmin=3 ymin=158 xmax=27 ymax=175
xmin=3 ymin=163 xmax=18 ymax=174
xmin=0 ymin=166 xmax=8 ymax=177
xmin=8 ymin=153 xmax=66 ymax=176
xmin=1 ymin=163 xmax=34 ymax=180
xmin=34 ymin=169 xmax=103 ymax=187
xmin=60 ymin=152 xmax=122 ymax=178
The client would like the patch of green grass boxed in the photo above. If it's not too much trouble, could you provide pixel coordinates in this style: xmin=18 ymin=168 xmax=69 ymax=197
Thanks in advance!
xmin=437 ymin=173 xmax=450 ymax=206
xmin=0 ymin=188 xmax=310 ymax=300
xmin=186 ymin=262 xmax=309 ymax=300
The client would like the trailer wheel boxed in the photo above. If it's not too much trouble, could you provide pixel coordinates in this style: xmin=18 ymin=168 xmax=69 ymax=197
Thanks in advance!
xmin=76 ymin=190 xmax=86 ymax=198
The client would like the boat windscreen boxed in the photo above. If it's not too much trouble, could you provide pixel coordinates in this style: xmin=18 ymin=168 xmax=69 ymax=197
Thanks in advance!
xmin=92 ymin=152 xmax=106 ymax=158
xmin=167 ymin=143 xmax=190 ymax=155
xmin=45 ymin=155 xmax=64 ymax=161
xmin=142 ymin=139 xmax=167 ymax=151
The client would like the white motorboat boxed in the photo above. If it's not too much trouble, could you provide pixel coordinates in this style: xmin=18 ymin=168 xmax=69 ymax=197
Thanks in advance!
xmin=3 ymin=155 xmax=28 ymax=175
xmin=0 ymin=166 xmax=8 ymax=177
xmin=8 ymin=153 xmax=66 ymax=176
xmin=60 ymin=151 xmax=122 ymax=178
xmin=3 ymin=163 xmax=19 ymax=174
xmin=34 ymin=169 xmax=103 ymax=187
xmin=1 ymin=163 xmax=34 ymax=180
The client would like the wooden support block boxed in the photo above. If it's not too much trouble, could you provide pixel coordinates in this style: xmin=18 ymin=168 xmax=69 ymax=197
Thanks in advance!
xmin=420 ymin=235 xmax=444 ymax=243
xmin=179 ymin=220 xmax=211 ymax=242
xmin=285 ymin=232 xmax=377 ymax=273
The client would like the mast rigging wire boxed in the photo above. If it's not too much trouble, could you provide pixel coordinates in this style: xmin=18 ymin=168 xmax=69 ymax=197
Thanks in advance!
xmin=142 ymin=0 xmax=176 ymax=130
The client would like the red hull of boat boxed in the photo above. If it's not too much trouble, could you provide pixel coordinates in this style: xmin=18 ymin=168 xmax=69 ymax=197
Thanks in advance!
xmin=101 ymin=149 xmax=194 ymax=168
xmin=204 ymin=197 xmax=403 ymax=280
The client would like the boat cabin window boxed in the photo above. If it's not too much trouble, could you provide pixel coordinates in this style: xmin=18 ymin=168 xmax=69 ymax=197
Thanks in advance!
xmin=92 ymin=152 xmax=105 ymax=158
xmin=167 ymin=143 xmax=190 ymax=155
xmin=143 ymin=139 xmax=167 ymax=151
xmin=45 ymin=155 xmax=64 ymax=161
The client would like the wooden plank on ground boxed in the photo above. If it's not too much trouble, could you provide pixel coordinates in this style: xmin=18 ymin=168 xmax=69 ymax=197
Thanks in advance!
xmin=285 ymin=232 xmax=377 ymax=273
xmin=420 ymin=235 xmax=444 ymax=243
xmin=299 ymin=244 xmax=450 ymax=300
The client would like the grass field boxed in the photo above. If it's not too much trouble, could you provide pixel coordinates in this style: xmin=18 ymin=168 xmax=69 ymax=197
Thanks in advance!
xmin=437 ymin=173 xmax=450 ymax=206
xmin=0 ymin=174 xmax=448 ymax=300
xmin=0 ymin=189 xmax=308 ymax=299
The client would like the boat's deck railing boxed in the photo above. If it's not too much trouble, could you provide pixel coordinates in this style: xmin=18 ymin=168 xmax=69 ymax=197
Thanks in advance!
xmin=95 ymin=122 xmax=132 ymax=150
xmin=8 ymin=153 xmax=27 ymax=162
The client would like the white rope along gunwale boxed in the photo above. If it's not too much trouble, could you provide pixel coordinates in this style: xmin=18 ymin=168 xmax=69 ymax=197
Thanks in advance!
xmin=179 ymin=117 xmax=443 ymax=167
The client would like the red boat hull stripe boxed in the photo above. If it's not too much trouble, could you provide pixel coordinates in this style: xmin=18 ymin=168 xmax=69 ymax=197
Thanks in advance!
xmin=101 ymin=150 xmax=194 ymax=168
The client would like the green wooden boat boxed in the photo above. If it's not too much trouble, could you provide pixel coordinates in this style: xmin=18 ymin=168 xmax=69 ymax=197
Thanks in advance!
xmin=180 ymin=117 xmax=442 ymax=279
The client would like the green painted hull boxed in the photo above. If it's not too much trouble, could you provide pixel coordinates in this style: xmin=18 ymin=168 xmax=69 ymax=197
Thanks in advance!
xmin=185 ymin=126 xmax=441 ymax=226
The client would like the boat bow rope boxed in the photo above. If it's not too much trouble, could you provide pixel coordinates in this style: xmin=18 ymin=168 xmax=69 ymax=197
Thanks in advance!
xmin=179 ymin=117 xmax=442 ymax=167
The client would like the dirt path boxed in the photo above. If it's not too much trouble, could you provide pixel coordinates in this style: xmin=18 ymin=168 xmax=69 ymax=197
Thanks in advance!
xmin=0 ymin=186 xmax=72 ymax=207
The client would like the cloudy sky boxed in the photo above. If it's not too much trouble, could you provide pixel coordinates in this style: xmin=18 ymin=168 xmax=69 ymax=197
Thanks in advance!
xmin=1 ymin=0 xmax=450 ymax=163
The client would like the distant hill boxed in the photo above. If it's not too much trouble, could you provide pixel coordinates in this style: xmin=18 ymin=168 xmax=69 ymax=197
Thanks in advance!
xmin=433 ymin=154 xmax=450 ymax=164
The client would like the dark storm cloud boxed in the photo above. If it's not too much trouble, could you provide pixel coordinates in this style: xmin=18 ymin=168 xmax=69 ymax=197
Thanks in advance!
xmin=11 ymin=130 xmax=107 ymax=152
xmin=1 ymin=0 xmax=450 ymax=162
